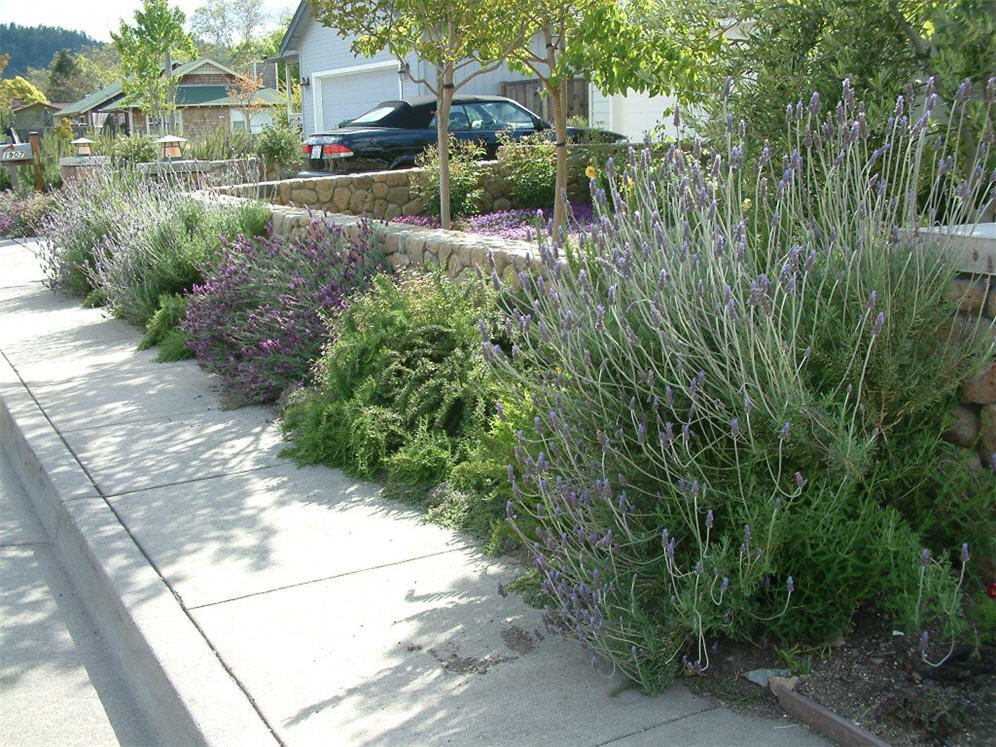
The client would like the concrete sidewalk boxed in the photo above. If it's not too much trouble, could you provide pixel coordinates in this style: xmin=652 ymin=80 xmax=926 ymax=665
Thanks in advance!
xmin=0 ymin=237 xmax=828 ymax=746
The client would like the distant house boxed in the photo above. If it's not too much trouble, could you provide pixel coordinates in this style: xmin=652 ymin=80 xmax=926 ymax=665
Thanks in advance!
xmin=56 ymin=58 xmax=284 ymax=138
xmin=274 ymin=1 xmax=679 ymax=141
xmin=10 ymin=101 xmax=67 ymax=141
xmin=53 ymin=81 xmax=128 ymax=135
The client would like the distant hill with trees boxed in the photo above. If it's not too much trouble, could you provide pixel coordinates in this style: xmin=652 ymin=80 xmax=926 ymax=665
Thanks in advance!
xmin=0 ymin=23 xmax=99 ymax=79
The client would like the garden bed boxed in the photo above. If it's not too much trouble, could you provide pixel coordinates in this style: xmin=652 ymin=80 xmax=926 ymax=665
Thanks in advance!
xmin=390 ymin=203 xmax=596 ymax=242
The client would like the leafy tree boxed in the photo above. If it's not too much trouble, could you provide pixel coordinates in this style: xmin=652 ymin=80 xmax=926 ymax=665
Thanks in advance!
xmin=227 ymin=72 xmax=266 ymax=131
xmin=46 ymin=50 xmax=86 ymax=103
xmin=190 ymin=0 xmax=270 ymax=69
xmin=112 ymin=0 xmax=196 ymax=135
xmin=506 ymin=0 xmax=722 ymax=231
xmin=709 ymin=0 xmax=996 ymax=151
xmin=0 ymin=77 xmax=47 ymax=110
xmin=0 ymin=76 xmax=47 ymax=130
xmin=311 ymin=0 xmax=523 ymax=229
xmin=0 ymin=53 xmax=8 ymax=76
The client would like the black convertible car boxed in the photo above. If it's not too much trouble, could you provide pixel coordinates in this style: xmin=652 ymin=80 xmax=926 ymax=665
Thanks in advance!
xmin=300 ymin=94 xmax=625 ymax=174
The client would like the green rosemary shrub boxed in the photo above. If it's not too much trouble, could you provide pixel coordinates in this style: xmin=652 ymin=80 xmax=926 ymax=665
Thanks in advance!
xmin=281 ymin=271 xmax=518 ymax=542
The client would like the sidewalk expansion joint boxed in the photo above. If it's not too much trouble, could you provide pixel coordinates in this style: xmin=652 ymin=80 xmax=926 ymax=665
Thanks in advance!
xmin=1 ymin=347 xmax=287 ymax=746
xmin=0 ymin=540 xmax=51 ymax=549
xmin=103 ymin=462 xmax=290 ymax=499
xmin=593 ymin=705 xmax=719 ymax=745
xmin=189 ymin=547 xmax=467 ymax=610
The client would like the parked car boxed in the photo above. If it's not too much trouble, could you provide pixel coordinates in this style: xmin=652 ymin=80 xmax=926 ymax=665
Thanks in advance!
xmin=300 ymin=94 xmax=624 ymax=175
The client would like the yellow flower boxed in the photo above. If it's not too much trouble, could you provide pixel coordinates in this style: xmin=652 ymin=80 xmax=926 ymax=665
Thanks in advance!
xmin=741 ymin=198 xmax=752 ymax=212
xmin=585 ymin=165 xmax=597 ymax=180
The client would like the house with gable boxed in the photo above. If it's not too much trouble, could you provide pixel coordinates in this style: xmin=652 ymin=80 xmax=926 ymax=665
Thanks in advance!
xmin=56 ymin=58 xmax=283 ymax=138
xmin=273 ymin=1 xmax=679 ymax=141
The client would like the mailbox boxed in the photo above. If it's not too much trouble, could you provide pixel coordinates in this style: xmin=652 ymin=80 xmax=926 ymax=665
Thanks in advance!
xmin=1 ymin=142 xmax=33 ymax=162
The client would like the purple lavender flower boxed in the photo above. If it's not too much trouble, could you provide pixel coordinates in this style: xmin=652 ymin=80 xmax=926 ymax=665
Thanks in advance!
xmin=961 ymin=543 xmax=970 ymax=564
xmin=920 ymin=548 xmax=929 ymax=567
xmin=786 ymin=576 xmax=794 ymax=593
xmin=779 ymin=423 xmax=791 ymax=441
xmin=872 ymin=311 xmax=885 ymax=336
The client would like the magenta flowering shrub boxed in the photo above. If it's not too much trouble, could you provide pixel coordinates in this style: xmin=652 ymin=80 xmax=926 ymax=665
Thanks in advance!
xmin=0 ymin=190 xmax=54 ymax=237
xmin=183 ymin=219 xmax=386 ymax=405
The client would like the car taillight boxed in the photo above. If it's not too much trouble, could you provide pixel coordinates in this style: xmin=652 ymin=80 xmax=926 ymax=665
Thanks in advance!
xmin=322 ymin=144 xmax=352 ymax=157
xmin=302 ymin=144 xmax=312 ymax=155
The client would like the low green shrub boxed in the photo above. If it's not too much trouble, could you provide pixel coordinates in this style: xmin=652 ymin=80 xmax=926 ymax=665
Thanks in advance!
xmin=186 ymin=126 xmax=254 ymax=161
xmin=498 ymin=132 xmax=556 ymax=209
xmin=414 ymin=136 xmax=484 ymax=217
xmin=256 ymin=124 xmax=301 ymax=178
xmin=112 ymin=135 xmax=159 ymax=165
xmin=139 ymin=293 xmax=193 ymax=362
xmin=282 ymin=271 xmax=521 ymax=542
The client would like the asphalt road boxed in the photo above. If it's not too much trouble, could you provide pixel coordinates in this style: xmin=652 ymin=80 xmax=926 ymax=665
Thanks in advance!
xmin=0 ymin=446 xmax=152 ymax=746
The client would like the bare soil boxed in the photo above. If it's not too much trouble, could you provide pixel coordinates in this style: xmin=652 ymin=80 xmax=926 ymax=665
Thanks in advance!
xmin=684 ymin=608 xmax=996 ymax=746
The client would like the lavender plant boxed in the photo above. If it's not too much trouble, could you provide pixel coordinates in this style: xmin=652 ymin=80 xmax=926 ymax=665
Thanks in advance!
xmin=482 ymin=78 xmax=994 ymax=692
xmin=37 ymin=168 xmax=271 ymax=329
xmin=183 ymin=218 xmax=385 ymax=405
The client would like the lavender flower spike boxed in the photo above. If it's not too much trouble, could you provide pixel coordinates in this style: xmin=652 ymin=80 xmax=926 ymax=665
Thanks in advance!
xmin=961 ymin=543 xmax=970 ymax=564
xmin=872 ymin=311 xmax=885 ymax=336
xmin=786 ymin=576 xmax=794 ymax=593
xmin=920 ymin=548 xmax=929 ymax=567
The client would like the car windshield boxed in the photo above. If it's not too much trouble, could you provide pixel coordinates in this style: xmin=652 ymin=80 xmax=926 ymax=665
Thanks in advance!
xmin=348 ymin=105 xmax=397 ymax=125
xmin=428 ymin=101 xmax=537 ymax=131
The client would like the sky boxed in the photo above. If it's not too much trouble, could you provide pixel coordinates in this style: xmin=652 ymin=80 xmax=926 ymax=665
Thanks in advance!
xmin=1 ymin=0 xmax=298 ymax=43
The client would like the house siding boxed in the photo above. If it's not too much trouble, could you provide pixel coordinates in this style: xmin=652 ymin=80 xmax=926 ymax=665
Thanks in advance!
xmin=297 ymin=19 xmax=550 ymax=137
xmin=183 ymin=106 xmax=237 ymax=138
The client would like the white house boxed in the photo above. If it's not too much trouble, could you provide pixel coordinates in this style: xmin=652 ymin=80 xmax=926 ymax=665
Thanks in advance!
xmin=274 ymin=1 xmax=679 ymax=141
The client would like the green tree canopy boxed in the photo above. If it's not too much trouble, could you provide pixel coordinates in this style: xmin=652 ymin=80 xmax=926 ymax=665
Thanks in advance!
xmin=312 ymin=0 xmax=524 ymax=228
xmin=708 ymin=0 xmax=996 ymax=149
xmin=505 ymin=0 xmax=722 ymax=230
xmin=112 ymin=0 xmax=196 ymax=133
xmin=0 ymin=76 xmax=48 ymax=111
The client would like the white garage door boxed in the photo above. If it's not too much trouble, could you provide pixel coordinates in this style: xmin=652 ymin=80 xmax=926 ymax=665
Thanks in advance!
xmin=317 ymin=68 xmax=398 ymax=132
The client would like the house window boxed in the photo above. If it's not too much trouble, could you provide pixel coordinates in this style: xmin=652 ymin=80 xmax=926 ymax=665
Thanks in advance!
xmin=230 ymin=109 xmax=274 ymax=134
xmin=146 ymin=112 xmax=183 ymax=136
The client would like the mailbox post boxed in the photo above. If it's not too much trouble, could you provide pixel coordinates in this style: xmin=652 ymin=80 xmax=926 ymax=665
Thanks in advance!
xmin=0 ymin=140 xmax=34 ymax=191
xmin=29 ymin=132 xmax=43 ymax=192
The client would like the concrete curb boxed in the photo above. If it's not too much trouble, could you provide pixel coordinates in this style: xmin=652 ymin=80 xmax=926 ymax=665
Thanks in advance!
xmin=0 ymin=352 xmax=279 ymax=746
xmin=769 ymin=677 xmax=890 ymax=747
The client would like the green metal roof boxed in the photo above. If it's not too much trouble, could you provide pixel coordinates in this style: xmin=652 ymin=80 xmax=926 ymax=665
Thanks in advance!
xmin=97 ymin=85 xmax=284 ymax=112
xmin=55 ymin=81 xmax=123 ymax=117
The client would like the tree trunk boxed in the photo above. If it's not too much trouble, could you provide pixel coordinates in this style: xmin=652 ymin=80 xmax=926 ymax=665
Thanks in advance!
xmin=550 ymin=81 xmax=569 ymax=238
xmin=437 ymin=65 xmax=454 ymax=231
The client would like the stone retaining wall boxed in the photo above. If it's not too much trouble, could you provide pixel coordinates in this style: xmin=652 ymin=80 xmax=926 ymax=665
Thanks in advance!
xmin=198 ymin=190 xmax=996 ymax=471
xmin=945 ymin=274 xmax=996 ymax=472
xmin=215 ymin=143 xmax=638 ymax=218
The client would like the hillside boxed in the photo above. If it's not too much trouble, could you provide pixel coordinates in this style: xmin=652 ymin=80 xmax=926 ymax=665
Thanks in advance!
xmin=0 ymin=23 xmax=99 ymax=78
